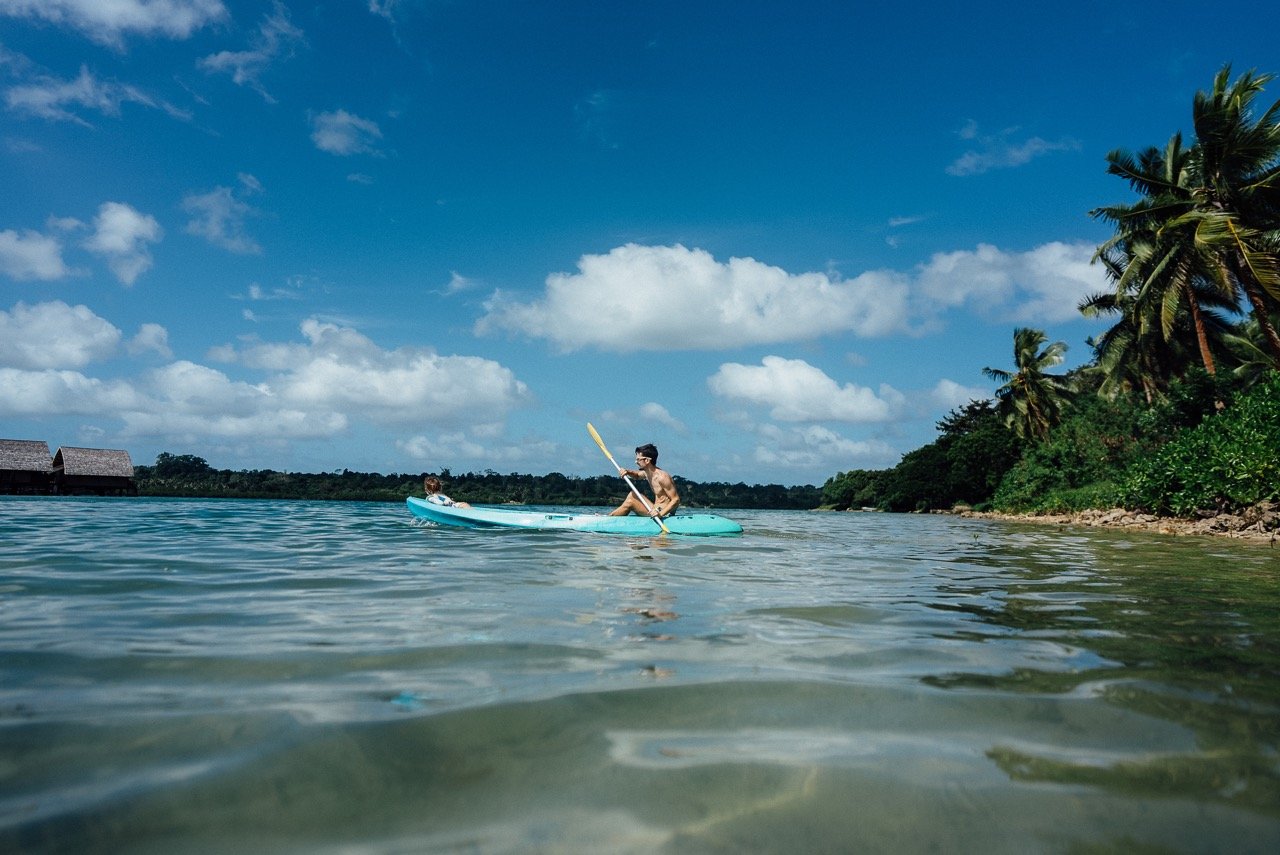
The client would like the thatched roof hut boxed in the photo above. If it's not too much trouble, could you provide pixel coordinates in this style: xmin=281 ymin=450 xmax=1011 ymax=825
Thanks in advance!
xmin=53 ymin=446 xmax=137 ymax=495
xmin=0 ymin=439 xmax=53 ymax=494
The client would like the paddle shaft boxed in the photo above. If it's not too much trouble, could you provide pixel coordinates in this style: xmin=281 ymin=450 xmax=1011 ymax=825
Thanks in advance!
xmin=586 ymin=423 xmax=670 ymax=534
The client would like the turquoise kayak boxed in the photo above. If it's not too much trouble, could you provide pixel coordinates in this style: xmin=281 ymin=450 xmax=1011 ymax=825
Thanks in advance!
xmin=406 ymin=496 xmax=742 ymax=536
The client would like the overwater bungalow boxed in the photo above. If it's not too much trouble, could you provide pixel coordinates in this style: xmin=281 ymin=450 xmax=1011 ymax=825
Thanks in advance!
xmin=52 ymin=446 xmax=138 ymax=496
xmin=0 ymin=439 xmax=53 ymax=494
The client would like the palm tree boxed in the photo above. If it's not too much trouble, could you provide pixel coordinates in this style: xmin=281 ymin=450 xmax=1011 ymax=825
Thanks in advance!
xmin=1091 ymin=66 xmax=1280 ymax=372
xmin=1183 ymin=66 xmax=1280 ymax=365
xmin=983 ymin=328 xmax=1075 ymax=441
xmin=1224 ymin=310 xmax=1280 ymax=389
xmin=1091 ymin=134 xmax=1240 ymax=376
xmin=1083 ymin=226 xmax=1238 ymax=399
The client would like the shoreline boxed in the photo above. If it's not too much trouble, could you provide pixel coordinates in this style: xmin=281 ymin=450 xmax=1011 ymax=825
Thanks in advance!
xmin=951 ymin=503 xmax=1279 ymax=544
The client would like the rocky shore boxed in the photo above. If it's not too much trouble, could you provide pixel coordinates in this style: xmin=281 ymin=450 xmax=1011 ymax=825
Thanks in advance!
xmin=953 ymin=502 xmax=1280 ymax=544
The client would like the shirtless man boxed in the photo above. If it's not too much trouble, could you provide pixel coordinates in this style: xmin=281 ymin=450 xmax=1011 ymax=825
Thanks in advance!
xmin=608 ymin=443 xmax=681 ymax=518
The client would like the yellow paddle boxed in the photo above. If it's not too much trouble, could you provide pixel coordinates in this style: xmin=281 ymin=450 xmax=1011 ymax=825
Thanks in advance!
xmin=586 ymin=422 xmax=670 ymax=534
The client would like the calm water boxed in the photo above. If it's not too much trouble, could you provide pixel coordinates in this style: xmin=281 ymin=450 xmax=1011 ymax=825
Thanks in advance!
xmin=2 ymin=496 xmax=1279 ymax=854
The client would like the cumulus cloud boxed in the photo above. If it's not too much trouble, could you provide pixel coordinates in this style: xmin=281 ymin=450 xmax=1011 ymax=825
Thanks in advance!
xmin=914 ymin=241 xmax=1104 ymax=323
xmin=82 ymin=201 xmax=162 ymax=285
xmin=310 ymin=109 xmax=383 ymax=156
xmin=105 ymin=359 xmax=343 ymax=441
xmin=478 ymin=242 xmax=1106 ymax=352
xmin=127 ymin=322 xmax=172 ymax=358
xmin=639 ymin=402 xmax=684 ymax=432
xmin=746 ymin=423 xmax=896 ymax=472
xmin=182 ymin=181 xmax=261 ymax=254
xmin=0 ymin=367 xmax=145 ymax=416
xmin=947 ymin=120 xmax=1080 ymax=176
xmin=0 ymin=313 xmax=533 ymax=450
xmin=708 ymin=356 xmax=901 ymax=423
xmin=478 ymin=243 xmax=912 ymax=352
xmin=222 ymin=318 xmax=531 ymax=428
xmin=929 ymin=378 xmax=992 ymax=411
xmin=0 ymin=0 xmax=227 ymax=47
xmin=198 ymin=1 xmax=303 ymax=102
xmin=0 ymin=228 xmax=70 ymax=279
xmin=0 ymin=300 xmax=121 ymax=369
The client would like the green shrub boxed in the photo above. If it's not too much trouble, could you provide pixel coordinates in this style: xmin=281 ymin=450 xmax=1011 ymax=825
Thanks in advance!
xmin=991 ymin=394 xmax=1146 ymax=512
xmin=1120 ymin=373 xmax=1280 ymax=515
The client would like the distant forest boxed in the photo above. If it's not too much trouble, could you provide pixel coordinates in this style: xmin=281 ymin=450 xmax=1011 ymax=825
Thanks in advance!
xmin=133 ymin=453 xmax=822 ymax=510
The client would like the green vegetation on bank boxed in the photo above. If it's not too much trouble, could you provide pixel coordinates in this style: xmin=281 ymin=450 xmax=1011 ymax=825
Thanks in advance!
xmin=134 ymin=453 xmax=821 ymax=509
xmin=824 ymin=66 xmax=1280 ymax=519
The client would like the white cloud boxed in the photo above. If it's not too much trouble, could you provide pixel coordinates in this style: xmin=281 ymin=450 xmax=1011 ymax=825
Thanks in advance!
xmin=182 ymin=184 xmax=261 ymax=254
xmin=444 ymin=271 xmax=475 ymax=294
xmin=914 ymin=241 xmax=1104 ymax=323
xmin=639 ymin=402 xmax=684 ymax=432
xmin=478 ymin=244 xmax=912 ymax=352
xmin=708 ymin=356 xmax=900 ymax=423
xmin=119 ymin=360 xmax=344 ymax=440
xmin=0 ymin=0 xmax=227 ymax=46
xmin=198 ymin=1 xmax=303 ymax=103
xmin=2 ymin=313 xmax=532 ymax=448
xmin=0 ymin=367 xmax=145 ymax=416
xmin=82 ymin=201 xmax=162 ymax=285
xmin=0 ymin=228 xmax=70 ymax=279
xmin=747 ymin=423 xmax=895 ymax=472
xmin=929 ymin=379 xmax=992 ymax=411
xmin=947 ymin=121 xmax=1080 ymax=176
xmin=127 ymin=322 xmax=172 ymax=358
xmin=478 ymin=242 xmax=1107 ymax=353
xmin=225 ymin=318 xmax=532 ymax=427
xmin=310 ymin=109 xmax=383 ymax=156
xmin=368 ymin=1 xmax=401 ymax=21
xmin=3 ymin=65 xmax=167 ymax=125
xmin=0 ymin=300 xmax=121 ymax=369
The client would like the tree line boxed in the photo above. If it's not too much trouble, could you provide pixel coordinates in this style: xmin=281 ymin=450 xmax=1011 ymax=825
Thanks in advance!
xmin=824 ymin=66 xmax=1280 ymax=517
xmin=134 ymin=452 xmax=822 ymax=509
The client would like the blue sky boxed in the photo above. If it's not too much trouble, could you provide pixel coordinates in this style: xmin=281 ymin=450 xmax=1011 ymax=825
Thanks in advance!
xmin=2 ymin=1 xmax=1277 ymax=487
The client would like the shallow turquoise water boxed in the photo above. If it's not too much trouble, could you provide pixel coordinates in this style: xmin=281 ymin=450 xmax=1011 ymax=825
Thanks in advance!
xmin=1 ymin=496 xmax=1278 ymax=853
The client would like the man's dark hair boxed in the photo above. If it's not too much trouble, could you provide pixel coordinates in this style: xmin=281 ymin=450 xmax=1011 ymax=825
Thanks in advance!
xmin=635 ymin=443 xmax=659 ymax=463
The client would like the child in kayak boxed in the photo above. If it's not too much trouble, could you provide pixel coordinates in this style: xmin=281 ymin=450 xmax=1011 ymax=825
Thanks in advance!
xmin=423 ymin=475 xmax=471 ymax=508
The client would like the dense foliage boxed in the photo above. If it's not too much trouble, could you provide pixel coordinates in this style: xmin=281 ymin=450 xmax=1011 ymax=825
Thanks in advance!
xmin=135 ymin=453 xmax=821 ymax=509
xmin=822 ymin=400 xmax=1022 ymax=512
xmin=1120 ymin=372 xmax=1280 ymax=515
xmin=823 ymin=366 xmax=1275 ymax=517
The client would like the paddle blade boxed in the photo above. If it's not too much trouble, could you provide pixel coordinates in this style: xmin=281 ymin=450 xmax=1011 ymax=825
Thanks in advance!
xmin=586 ymin=422 xmax=606 ymax=452
xmin=586 ymin=422 xmax=621 ymax=470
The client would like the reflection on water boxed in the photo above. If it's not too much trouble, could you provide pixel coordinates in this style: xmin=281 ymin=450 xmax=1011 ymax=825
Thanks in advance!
xmin=1 ymin=497 xmax=1278 ymax=853
xmin=922 ymin=532 xmax=1280 ymax=825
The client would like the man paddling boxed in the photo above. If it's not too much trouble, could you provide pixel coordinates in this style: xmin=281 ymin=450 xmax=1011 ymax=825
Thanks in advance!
xmin=608 ymin=444 xmax=681 ymax=518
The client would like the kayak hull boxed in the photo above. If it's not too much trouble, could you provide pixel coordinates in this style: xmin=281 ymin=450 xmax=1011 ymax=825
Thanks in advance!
xmin=406 ymin=496 xmax=742 ymax=535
